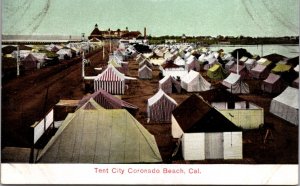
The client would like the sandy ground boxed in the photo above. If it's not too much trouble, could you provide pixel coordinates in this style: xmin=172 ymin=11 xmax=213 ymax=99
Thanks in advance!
xmin=1 ymin=43 xmax=298 ymax=164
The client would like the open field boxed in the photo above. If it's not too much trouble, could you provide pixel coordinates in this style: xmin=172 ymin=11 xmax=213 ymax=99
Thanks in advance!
xmin=1 ymin=43 xmax=298 ymax=164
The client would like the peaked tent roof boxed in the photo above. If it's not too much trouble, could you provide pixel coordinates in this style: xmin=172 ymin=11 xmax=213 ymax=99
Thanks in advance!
xmin=263 ymin=73 xmax=281 ymax=84
xmin=77 ymin=88 xmax=138 ymax=110
xmin=271 ymin=64 xmax=292 ymax=73
xmin=96 ymin=64 xmax=136 ymax=81
xmin=207 ymin=64 xmax=228 ymax=80
xmin=222 ymin=73 xmax=250 ymax=94
xmin=148 ymin=89 xmax=177 ymax=106
xmin=37 ymin=99 xmax=161 ymax=163
xmin=172 ymin=94 xmax=241 ymax=133
xmin=22 ymin=53 xmax=39 ymax=62
xmin=272 ymin=86 xmax=298 ymax=109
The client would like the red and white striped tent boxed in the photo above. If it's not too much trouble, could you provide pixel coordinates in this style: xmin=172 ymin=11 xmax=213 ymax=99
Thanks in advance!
xmin=94 ymin=64 xmax=136 ymax=95
xmin=159 ymin=75 xmax=181 ymax=94
xmin=77 ymin=88 xmax=138 ymax=114
xmin=147 ymin=89 xmax=177 ymax=123
xmin=138 ymin=65 xmax=152 ymax=79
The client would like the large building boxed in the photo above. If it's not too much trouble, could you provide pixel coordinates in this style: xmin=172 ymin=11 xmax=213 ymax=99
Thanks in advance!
xmin=88 ymin=24 xmax=143 ymax=40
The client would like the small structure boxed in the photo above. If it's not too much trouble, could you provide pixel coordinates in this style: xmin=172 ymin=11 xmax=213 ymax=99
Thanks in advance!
xmin=271 ymin=64 xmax=292 ymax=74
xmin=261 ymin=73 xmax=285 ymax=94
xmin=139 ymin=58 xmax=153 ymax=69
xmin=222 ymin=73 xmax=249 ymax=94
xmin=138 ymin=65 xmax=152 ymax=79
xmin=147 ymin=89 xmax=177 ymax=123
xmin=207 ymin=64 xmax=228 ymax=80
xmin=244 ymin=58 xmax=256 ymax=70
xmin=94 ymin=64 xmax=135 ymax=95
xmin=185 ymin=55 xmax=200 ymax=71
xmin=56 ymin=48 xmax=72 ymax=60
xmin=77 ymin=88 xmax=138 ymax=114
xmin=172 ymin=94 xmax=242 ymax=160
xmin=213 ymin=101 xmax=264 ymax=129
xmin=250 ymin=64 xmax=269 ymax=79
xmin=270 ymin=86 xmax=298 ymax=125
xmin=181 ymin=70 xmax=211 ymax=92
xmin=225 ymin=60 xmax=235 ymax=71
xmin=159 ymin=75 xmax=181 ymax=94
xmin=37 ymin=99 xmax=162 ymax=163
xmin=21 ymin=53 xmax=38 ymax=71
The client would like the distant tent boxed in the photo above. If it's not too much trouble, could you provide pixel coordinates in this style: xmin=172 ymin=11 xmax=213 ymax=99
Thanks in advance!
xmin=181 ymin=70 xmax=211 ymax=92
xmin=185 ymin=55 xmax=200 ymax=71
xmin=37 ymin=99 xmax=162 ymax=163
xmin=229 ymin=64 xmax=248 ymax=78
xmin=257 ymin=58 xmax=272 ymax=66
xmin=21 ymin=53 xmax=38 ymax=71
xmin=270 ymin=86 xmax=298 ymax=125
xmin=139 ymin=58 xmax=153 ymax=69
xmin=261 ymin=73 xmax=285 ymax=94
xmin=271 ymin=63 xmax=292 ymax=74
xmin=159 ymin=75 xmax=181 ymax=94
xmin=239 ymin=56 xmax=248 ymax=63
xmin=244 ymin=58 xmax=256 ymax=70
xmin=225 ymin=60 xmax=235 ymax=71
xmin=77 ymin=88 xmax=138 ymax=113
xmin=207 ymin=64 xmax=228 ymax=80
xmin=147 ymin=89 xmax=177 ymax=123
xmin=250 ymin=64 xmax=269 ymax=79
xmin=136 ymin=54 xmax=145 ymax=63
xmin=171 ymin=94 xmax=242 ymax=160
xmin=138 ymin=65 xmax=152 ymax=79
xmin=174 ymin=56 xmax=185 ymax=67
xmin=222 ymin=73 xmax=250 ymax=94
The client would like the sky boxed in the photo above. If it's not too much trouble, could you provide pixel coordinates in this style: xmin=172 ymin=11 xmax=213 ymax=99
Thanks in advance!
xmin=2 ymin=0 xmax=299 ymax=37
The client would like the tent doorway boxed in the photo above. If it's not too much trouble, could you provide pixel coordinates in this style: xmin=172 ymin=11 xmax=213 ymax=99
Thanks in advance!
xmin=205 ymin=133 xmax=224 ymax=159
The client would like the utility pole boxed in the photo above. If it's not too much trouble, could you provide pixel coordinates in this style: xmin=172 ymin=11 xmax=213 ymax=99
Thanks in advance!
xmin=82 ymin=51 xmax=86 ymax=78
xmin=109 ymin=29 xmax=112 ymax=53
xmin=103 ymin=43 xmax=105 ymax=60
xmin=17 ymin=45 xmax=20 ymax=77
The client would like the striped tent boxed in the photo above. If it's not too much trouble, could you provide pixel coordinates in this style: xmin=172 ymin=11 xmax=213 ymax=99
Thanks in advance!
xmin=159 ymin=75 xmax=181 ymax=94
xmin=139 ymin=58 xmax=153 ymax=69
xmin=94 ymin=64 xmax=137 ymax=95
xmin=77 ymin=88 xmax=138 ymax=113
xmin=138 ymin=65 xmax=152 ymax=79
xmin=147 ymin=89 xmax=177 ymax=123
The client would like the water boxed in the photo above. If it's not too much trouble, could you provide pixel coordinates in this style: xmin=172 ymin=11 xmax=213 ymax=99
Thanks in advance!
xmin=209 ymin=44 xmax=299 ymax=58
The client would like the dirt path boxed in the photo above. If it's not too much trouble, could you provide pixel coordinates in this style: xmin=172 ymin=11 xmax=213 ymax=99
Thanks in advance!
xmin=2 ymin=45 xmax=110 ymax=147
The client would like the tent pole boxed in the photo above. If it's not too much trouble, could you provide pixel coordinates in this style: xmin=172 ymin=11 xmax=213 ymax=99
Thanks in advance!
xmin=237 ymin=51 xmax=239 ymax=75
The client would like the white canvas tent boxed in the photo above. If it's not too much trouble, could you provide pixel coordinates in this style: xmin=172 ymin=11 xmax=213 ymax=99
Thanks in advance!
xmin=181 ymin=70 xmax=211 ymax=92
xmin=222 ymin=73 xmax=250 ymax=94
xmin=269 ymin=86 xmax=298 ymax=125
